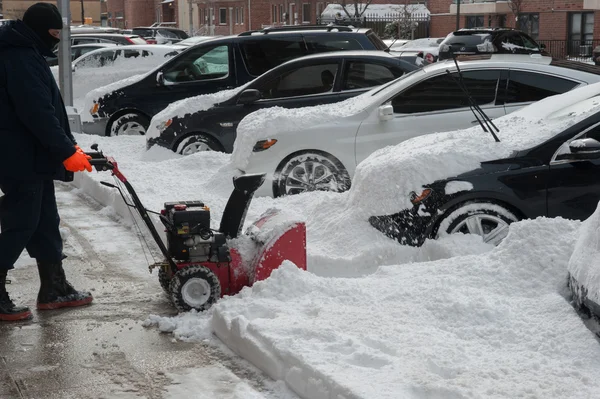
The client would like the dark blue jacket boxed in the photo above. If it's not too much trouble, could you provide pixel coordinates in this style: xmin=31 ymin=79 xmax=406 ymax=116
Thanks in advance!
xmin=0 ymin=20 xmax=77 ymax=181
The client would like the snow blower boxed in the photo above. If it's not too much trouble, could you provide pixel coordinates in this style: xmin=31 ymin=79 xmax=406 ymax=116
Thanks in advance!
xmin=86 ymin=145 xmax=307 ymax=312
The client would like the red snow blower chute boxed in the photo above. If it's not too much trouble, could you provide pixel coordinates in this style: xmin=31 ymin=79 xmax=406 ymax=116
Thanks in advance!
xmin=86 ymin=145 xmax=307 ymax=312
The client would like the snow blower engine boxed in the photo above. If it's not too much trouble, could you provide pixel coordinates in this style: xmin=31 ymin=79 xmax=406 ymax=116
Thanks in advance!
xmin=86 ymin=145 xmax=307 ymax=312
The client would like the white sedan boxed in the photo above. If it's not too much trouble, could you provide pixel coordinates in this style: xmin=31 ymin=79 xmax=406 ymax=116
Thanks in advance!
xmin=232 ymin=54 xmax=600 ymax=197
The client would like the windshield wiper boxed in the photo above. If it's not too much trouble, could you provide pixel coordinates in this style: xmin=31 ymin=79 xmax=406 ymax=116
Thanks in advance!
xmin=446 ymin=54 xmax=500 ymax=142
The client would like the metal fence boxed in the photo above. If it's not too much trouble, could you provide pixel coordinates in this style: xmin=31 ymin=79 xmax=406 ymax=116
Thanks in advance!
xmin=318 ymin=12 xmax=430 ymax=40
xmin=538 ymin=39 xmax=600 ymax=64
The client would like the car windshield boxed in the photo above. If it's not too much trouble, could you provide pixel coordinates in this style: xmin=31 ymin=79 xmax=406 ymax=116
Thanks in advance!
xmin=133 ymin=28 xmax=153 ymax=37
xmin=445 ymin=33 xmax=492 ymax=46
xmin=367 ymin=31 xmax=388 ymax=51
xmin=402 ymin=38 xmax=443 ymax=49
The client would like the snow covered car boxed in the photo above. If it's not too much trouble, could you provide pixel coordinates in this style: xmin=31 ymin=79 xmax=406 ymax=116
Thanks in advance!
xmin=146 ymin=51 xmax=416 ymax=155
xmin=568 ymin=204 xmax=600 ymax=320
xmin=233 ymin=54 xmax=600 ymax=197
xmin=438 ymin=28 xmax=546 ymax=61
xmin=389 ymin=37 xmax=444 ymax=65
xmin=365 ymin=83 xmax=600 ymax=246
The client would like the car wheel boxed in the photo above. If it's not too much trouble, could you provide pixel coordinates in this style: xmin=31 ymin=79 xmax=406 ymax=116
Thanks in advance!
xmin=436 ymin=201 xmax=519 ymax=246
xmin=175 ymin=133 xmax=222 ymax=155
xmin=109 ymin=112 xmax=149 ymax=136
xmin=274 ymin=151 xmax=350 ymax=197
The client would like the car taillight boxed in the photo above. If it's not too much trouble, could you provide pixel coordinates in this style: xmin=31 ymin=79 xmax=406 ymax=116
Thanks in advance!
xmin=146 ymin=38 xmax=157 ymax=44
xmin=126 ymin=37 xmax=135 ymax=44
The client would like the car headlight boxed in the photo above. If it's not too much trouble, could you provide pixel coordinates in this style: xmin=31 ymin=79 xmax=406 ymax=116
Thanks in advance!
xmin=409 ymin=188 xmax=432 ymax=205
xmin=253 ymin=139 xmax=277 ymax=152
xmin=156 ymin=119 xmax=173 ymax=133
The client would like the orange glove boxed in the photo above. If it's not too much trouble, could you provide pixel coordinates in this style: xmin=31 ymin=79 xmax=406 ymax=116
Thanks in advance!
xmin=75 ymin=144 xmax=84 ymax=155
xmin=63 ymin=150 xmax=92 ymax=172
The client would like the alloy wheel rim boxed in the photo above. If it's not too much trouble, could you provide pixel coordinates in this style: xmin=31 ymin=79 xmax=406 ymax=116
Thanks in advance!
xmin=285 ymin=160 xmax=338 ymax=195
xmin=450 ymin=214 xmax=510 ymax=246
xmin=181 ymin=278 xmax=211 ymax=308
xmin=119 ymin=121 xmax=146 ymax=136
xmin=181 ymin=141 xmax=211 ymax=155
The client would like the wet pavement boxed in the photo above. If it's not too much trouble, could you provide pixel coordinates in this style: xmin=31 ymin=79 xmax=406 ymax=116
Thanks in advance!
xmin=0 ymin=183 xmax=296 ymax=399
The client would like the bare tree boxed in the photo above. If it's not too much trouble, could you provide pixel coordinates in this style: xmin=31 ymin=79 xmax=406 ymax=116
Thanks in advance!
xmin=508 ymin=0 xmax=524 ymax=27
xmin=339 ymin=0 xmax=374 ymax=19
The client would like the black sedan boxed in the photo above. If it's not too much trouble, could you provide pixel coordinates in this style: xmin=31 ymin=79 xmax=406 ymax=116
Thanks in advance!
xmin=147 ymin=51 xmax=417 ymax=155
xmin=369 ymin=107 xmax=600 ymax=247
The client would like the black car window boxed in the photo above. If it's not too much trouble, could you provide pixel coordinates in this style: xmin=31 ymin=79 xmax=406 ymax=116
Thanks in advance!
xmin=445 ymin=33 xmax=492 ymax=47
xmin=258 ymin=63 xmax=338 ymax=99
xmin=519 ymin=33 xmax=540 ymax=50
xmin=163 ymin=45 xmax=229 ymax=83
xmin=391 ymin=69 xmax=500 ymax=114
xmin=240 ymin=36 xmax=306 ymax=76
xmin=132 ymin=28 xmax=154 ymax=38
xmin=76 ymin=50 xmax=117 ymax=68
xmin=343 ymin=62 xmax=400 ymax=90
xmin=497 ymin=32 xmax=525 ymax=53
xmin=158 ymin=29 xmax=179 ymax=39
xmin=502 ymin=71 xmax=578 ymax=104
xmin=304 ymin=35 xmax=363 ymax=53
xmin=73 ymin=38 xmax=98 ymax=45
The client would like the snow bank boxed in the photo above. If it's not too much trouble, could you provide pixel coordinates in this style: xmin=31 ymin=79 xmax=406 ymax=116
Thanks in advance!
xmin=568 ymin=203 xmax=600 ymax=306
xmin=209 ymin=218 xmax=600 ymax=399
xmin=349 ymin=85 xmax=600 ymax=216
xmin=232 ymin=95 xmax=371 ymax=170
xmin=146 ymin=86 xmax=244 ymax=140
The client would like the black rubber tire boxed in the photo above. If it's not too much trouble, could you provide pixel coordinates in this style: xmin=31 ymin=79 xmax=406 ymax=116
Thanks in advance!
xmin=174 ymin=133 xmax=223 ymax=155
xmin=435 ymin=201 xmax=519 ymax=245
xmin=109 ymin=112 xmax=150 ymax=136
xmin=169 ymin=265 xmax=221 ymax=312
xmin=157 ymin=267 xmax=171 ymax=295
xmin=274 ymin=151 xmax=350 ymax=197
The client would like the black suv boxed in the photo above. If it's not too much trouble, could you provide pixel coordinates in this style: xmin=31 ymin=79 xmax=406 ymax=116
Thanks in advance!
xmin=438 ymin=28 xmax=545 ymax=60
xmin=83 ymin=25 xmax=389 ymax=136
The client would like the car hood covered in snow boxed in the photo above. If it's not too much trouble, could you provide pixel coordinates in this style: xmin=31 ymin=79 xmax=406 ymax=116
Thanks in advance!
xmin=348 ymin=83 xmax=600 ymax=217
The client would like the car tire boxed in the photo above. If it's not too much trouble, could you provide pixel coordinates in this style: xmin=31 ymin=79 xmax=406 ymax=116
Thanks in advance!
xmin=174 ymin=133 xmax=223 ymax=155
xmin=169 ymin=265 xmax=221 ymax=312
xmin=274 ymin=151 xmax=350 ymax=197
xmin=435 ymin=201 xmax=519 ymax=246
xmin=109 ymin=112 xmax=150 ymax=136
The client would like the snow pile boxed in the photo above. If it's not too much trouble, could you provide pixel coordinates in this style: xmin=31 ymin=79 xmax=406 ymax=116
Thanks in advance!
xmin=320 ymin=3 xmax=429 ymax=19
xmin=154 ymin=217 xmax=600 ymax=399
xmin=568 ymin=203 xmax=600 ymax=306
xmin=232 ymin=94 xmax=371 ymax=170
xmin=349 ymin=85 xmax=600 ymax=216
xmin=146 ymin=86 xmax=245 ymax=140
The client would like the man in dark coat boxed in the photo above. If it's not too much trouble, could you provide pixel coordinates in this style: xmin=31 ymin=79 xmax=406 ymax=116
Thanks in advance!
xmin=0 ymin=3 xmax=94 ymax=321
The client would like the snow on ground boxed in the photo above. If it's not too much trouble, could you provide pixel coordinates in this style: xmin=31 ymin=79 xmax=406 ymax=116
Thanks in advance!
xmin=72 ymin=130 xmax=600 ymax=398
xmin=569 ymin=203 xmax=600 ymax=306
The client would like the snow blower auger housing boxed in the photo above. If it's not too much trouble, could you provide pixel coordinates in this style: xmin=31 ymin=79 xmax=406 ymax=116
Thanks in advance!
xmin=86 ymin=145 xmax=307 ymax=312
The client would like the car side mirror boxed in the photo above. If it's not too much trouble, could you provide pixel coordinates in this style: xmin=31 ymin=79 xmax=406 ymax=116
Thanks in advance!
xmin=237 ymin=89 xmax=261 ymax=105
xmin=156 ymin=71 xmax=165 ymax=86
xmin=378 ymin=104 xmax=394 ymax=122
xmin=557 ymin=138 xmax=600 ymax=161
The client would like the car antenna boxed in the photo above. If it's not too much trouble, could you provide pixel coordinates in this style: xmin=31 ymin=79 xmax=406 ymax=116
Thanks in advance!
xmin=445 ymin=53 xmax=501 ymax=142
xmin=385 ymin=37 xmax=399 ymax=53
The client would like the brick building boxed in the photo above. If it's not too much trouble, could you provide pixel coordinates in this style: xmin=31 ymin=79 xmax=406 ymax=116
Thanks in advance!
xmin=429 ymin=0 xmax=600 ymax=43
xmin=106 ymin=0 xmax=178 ymax=29
xmin=2 ymin=0 xmax=103 ymax=24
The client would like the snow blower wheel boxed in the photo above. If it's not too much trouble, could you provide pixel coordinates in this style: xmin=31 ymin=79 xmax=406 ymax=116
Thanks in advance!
xmin=157 ymin=266 xmax=171 ymax=294
xmin=170 ymin=265 xmax=221 ymax=312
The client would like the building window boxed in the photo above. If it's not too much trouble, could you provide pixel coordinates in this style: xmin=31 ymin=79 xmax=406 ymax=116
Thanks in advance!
xmin=235 ymin=7 xmax=239 ymax=24
xmin=316 ymin=2 xmax=324 ymax=21
xmin=302 ymin=3 xmax=311 ymax=23
xmin=518 ymin=13 xmax=539 ymax=40
xmin=496 ymin=14 xmax=506 ymax=28
xmin=241 ymin=7 xmax=244 ymax=24
xmin=569 ymin=12 xmax=594 ymax=44
xmin=219 ymin=8 xmax=227 ymax=25
xmin=466 ymin=15 xmax=484 ymax=29
xmin=272 ymin=5 xmax=278 ymax=23
xmin=280 ymin=4 xmax=285 ymax=24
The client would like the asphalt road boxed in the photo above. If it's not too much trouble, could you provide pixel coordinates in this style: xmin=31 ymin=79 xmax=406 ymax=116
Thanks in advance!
xmin=0 ymin=183 xmax=296 ymax=399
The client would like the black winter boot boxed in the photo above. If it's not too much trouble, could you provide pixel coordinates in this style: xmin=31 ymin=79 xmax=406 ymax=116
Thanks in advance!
xmin=0 ymin=270 xmax=33 ymax=321
xmin=36 ymin=261 xmax=93 ymax=310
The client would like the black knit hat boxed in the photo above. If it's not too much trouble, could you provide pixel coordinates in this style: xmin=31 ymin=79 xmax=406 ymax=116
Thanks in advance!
xmin=23 ymin=3 xmax=63 ymax=50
